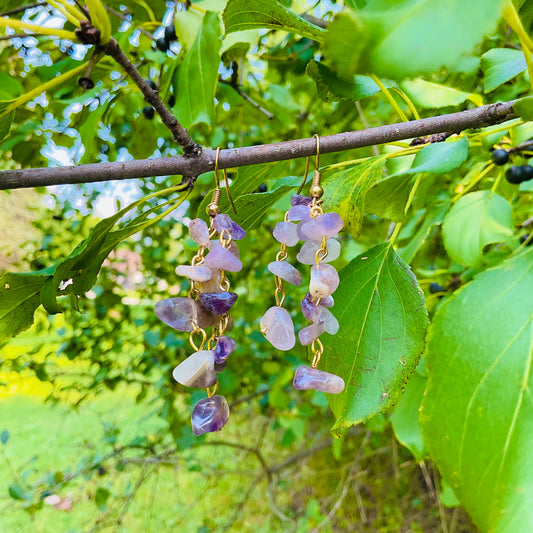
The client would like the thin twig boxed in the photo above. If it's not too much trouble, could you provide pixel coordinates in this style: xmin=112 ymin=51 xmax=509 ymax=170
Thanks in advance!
xmin=105 ymin=5 xmax=156 ymax=41
xmin=0 ymin=2 xmax=46 ymax=17
xmin=102 ymin=37 xmax=200 ymax=155
xmin=219 ymin=78 xmax=274 ymax=119
xmin=0 ymin=99 xmax=517 ymax=190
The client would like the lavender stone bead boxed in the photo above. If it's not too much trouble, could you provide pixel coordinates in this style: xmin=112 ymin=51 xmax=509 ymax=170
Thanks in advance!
xmin=214 ymin=336 xmax=236 ymax=364
xmin=209 ymin=239 xmax=240 ymax=258
xmin=268 ymin=261 xmax=302 ymax=286
xmin=301 ymin=300 xmax=339 ymax=334
xmin=287 ymin=205 xmax=311 ymax=222
xmin=293 ymin=366 xmax=345 ymax=394
xmin=191 ymin=395 xmax=230 ymax=436
xmin=290 ymin=194 xmax=312 ymax=206
xmin=155 ymin=297 xmax=215 ymax=331
xmin=198 ymin=292 xmax=238 ymax=314
xmin=310 ymin=264 xmax=340 ymax=298
xmin=189 ymin=218 xmax=210 ymax=247
xmin=272 ymin=221 xmax=299 ymax=247
xmin=260 ymin=306 xmax=295 ymax=351
xmin=205 ymin=245 xmax=243 ymax=272
xmin=304 ymin=292 xmax=334 ymax=308
xmin=172 ymin=350 xmax=217 ymax=388
xmin=299 ymin=213 xmax=344 ymax=241
xmin=296 ymin=238 xmax=341 ymax=265
xmin=298 ymin=322 xmax=326 ymax=345
xmin=175 ymin=265 xmax=213 ymax=282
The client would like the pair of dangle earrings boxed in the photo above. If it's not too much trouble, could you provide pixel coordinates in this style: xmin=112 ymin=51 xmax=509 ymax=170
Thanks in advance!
xmin=153 ymin=148 xmax=244 ymax=436
xmin=261 ymin=136 xmax=346 ymax=395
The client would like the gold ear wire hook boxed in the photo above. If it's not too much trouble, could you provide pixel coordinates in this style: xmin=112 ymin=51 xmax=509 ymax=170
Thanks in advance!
xmin=223 ymin=168 xmax=238 ymax=215
xmin=297 ymin=154 xmax=311 ymax=195
xmin=207 ymin=148 xmax=222 ymax=217
xmin=310 ymin=134 xmax=324 ymax=199
xmin=207 ymin=148 xmax=237 ymax=216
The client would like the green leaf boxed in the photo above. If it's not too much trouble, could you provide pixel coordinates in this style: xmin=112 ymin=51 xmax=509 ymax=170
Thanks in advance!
xmin=0 ymin=72 xmax=22 ymax=100
xmin=174 ymin=11 xmax=222 ymax=129
xmin=398 ymin=202 xmax=450 ymax=263
xmin=222 ymin=0 xmax=326 ymax=42
xmin=400 ymin=79 xmax=474 ymax=109
xmin=0 ymin=429 xmax=9 ymax=444
xmin=0 ymin=109 xmax=14 ymax=141
xmin=360 ymin=0 xmax=503 ymax=79
xmin=232 ymin=185 xmax=293 ymax=230
xmin=322 ymin=157 xmax=386 ymax=237
xmin=324 ymin=11 xmax=367 ymax=80
xmin=8 ymin=483 xmax=26 ymax=501
xmin=0 ymin=190 xmax=186 ymax=340
xmin=420 ymin=248 xmax=533 ymax=533
xmin=306 ymin=60 xmax=396 ymax=102
xmin=324 ymin=243 xmax=428 ymax=436
xmin=442 ymin=190 xmax=514 ymax=267
xmin=365 ymin=173 xmax=415 ymax=222
xmin=94 ymin=487 xmax=110 ymax=510
xmin=401 ymin=137 xmax=470 ymax=176
xmin=514 ymin=96 xmax=533 ymax=121
xmin=0 ymin=270 xmax=54 ymax=340
xmin=481 ymin=48 xmax=527 ymax=92
xmin=390 ymin=372 xmax=428 ymax=461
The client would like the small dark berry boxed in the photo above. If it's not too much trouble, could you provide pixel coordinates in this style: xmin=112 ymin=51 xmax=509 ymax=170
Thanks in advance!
xmin=142 ymin=106 xmax=155 ymax=119
xmin=78 ymin=77 xmax=95 ymax=90
xmin=429 ymin=282 xmax=446 ymax=294
xmin=257 ymin=183 xmax=267 ymax=193
xmin=506 ymin=166 xmax=525 ymax=184
xmin=168 ymin=93 xmax=175 ymax=107
xmin=156 ymin=37 xmax=169 ymax=52
xmin=97 ymin=466 xmax=106 ymax=476
xmin=491 ymin=148 xmax=509 ymax=165
xmin=520 ymin=164 xmax=533 ymax=182
xmin=164 ymin=24 xmax=177 ymax=42
xmin=520 ymin=234 xmax=533 ymax=246
xmin=146 ymin=79 xmax=157 ymax=91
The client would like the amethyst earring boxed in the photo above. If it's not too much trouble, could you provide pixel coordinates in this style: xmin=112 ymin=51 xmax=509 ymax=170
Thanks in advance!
xmin=154 ymin=149 xmax=244 ymax=436
xmin=263 ymin=135 xmax=345 ymax=394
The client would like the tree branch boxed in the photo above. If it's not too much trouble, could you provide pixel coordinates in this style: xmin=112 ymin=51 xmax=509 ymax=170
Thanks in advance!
xmin=0 ymin=100 xmax=517 ymax=190
xmin=102 ymin=37 xmax=200 ymax=156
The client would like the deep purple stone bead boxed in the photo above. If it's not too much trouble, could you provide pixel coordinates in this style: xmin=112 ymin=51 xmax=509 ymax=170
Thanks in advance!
xmin=293 ymin=366 xmax=345 ymax=394
xmin=198 ymin=291 xmax=238 ymax=314
xmin=191 ymin=395 xmax=230 ymax=436
xmin=214 ymin=336 xmax=236 ymax=364
xmin=213 ymin=213 xmax=233 ymax=233
xmin=231 ymin=221 xmax=246 ymax=240
xmin=290 ymin=194 xmax=312 ymax=206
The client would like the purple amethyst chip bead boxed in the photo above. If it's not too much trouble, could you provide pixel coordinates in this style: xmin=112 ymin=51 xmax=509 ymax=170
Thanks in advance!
xmin=214 ymin=336 xmax=236 ymax=364
xmin=191 ymin=395 xmax=230 ymax=436
xmin=198 ymin=292 xmax=238 ymax=315
xmin=293 ymin=366 xmax=345 ymax=394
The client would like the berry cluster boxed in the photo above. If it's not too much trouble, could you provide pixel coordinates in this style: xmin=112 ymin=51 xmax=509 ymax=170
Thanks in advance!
xmin=491 ymin=148 xmax=533 ymax=185
xmin=156 ymin=24 xmax=177 ymax=53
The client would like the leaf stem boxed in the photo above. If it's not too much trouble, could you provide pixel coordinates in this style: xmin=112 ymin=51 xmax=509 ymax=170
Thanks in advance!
xmin=0 ymin=61 xmax=90 ymax=118
xmin=46 ymin=0 xmax=81 ymax=27
xmin=370 ymin=74 xmax=409 ymax=122
xmin=0 ymin=17 xmax=77 ymax=40
xmin=392 ymin=88 xmax=421 ymax=120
